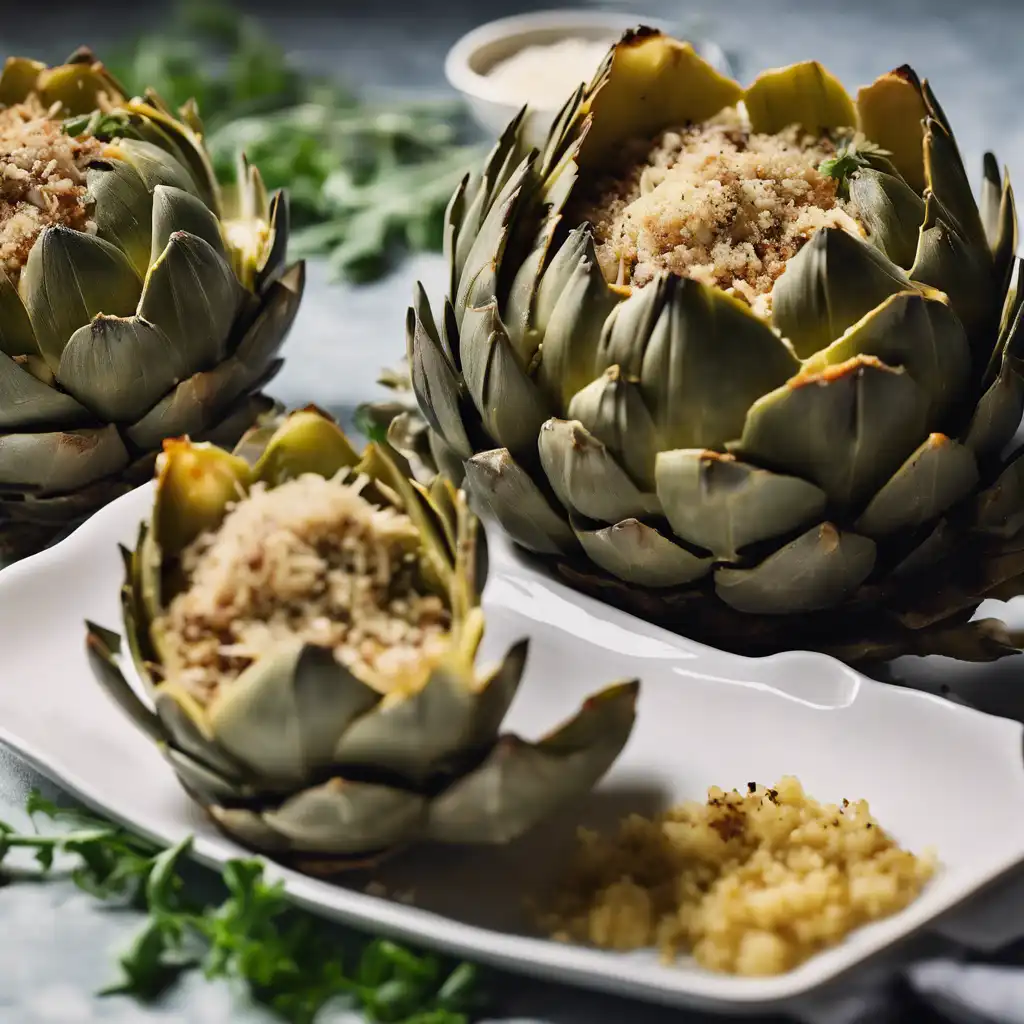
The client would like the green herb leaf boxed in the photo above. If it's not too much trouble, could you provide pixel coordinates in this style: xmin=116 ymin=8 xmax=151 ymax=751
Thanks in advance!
xmin=819 ymin=134 xmax=893 ymax=198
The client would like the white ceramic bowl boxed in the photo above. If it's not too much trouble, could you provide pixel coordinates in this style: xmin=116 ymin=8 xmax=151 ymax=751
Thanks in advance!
xmin=445 ymin=9 xmax=733 ymax=149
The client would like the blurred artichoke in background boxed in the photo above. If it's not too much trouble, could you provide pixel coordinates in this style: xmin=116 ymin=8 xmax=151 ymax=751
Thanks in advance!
xmin=401 ymin=28 xmax=1024 ymax=666
xmin=0 ymin=48 xmax=301 ymax=559
xmin=87 ymin=408 xmax=637 ymax=872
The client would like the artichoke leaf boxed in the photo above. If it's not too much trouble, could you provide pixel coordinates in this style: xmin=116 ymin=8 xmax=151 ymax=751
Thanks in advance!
xmin=154 ymin=685 xmax=251 ymax=783
xmin=165 ymin=747 xmax=255 ymax=804
xmin=425 ymin=679 xmax=639 ymax=844
xmin=538 ymin=418 xmax=660 ymax=524
xmin=595 ymin=273 xmax=672 ymax=377
xmin=150 ymin=184 xmax=227 ymax=265
xmin=736 ymin=355 xmax=928 ymax=510
xmin=115 ymin=137 xmax=199 ymax=198
xmin=37 ymin=61 xmax=121 ymax=116
xmin=715 ymin=523 xmax=877 ymax=613
xmin=962 ymin=355 xmax=1024 ymax=460
xmin=0 ymin=351 xmax=90 ymax=430
xmin=0 ymin=425 xmax=128 ymax=494
xmin=21 ymin=227 xmax=143 ymax=370
xmin=855 ymin=434 xmax=979 ymax=537
xmin=251 ymin=406 xmax=360 ymax=485
xmin=463 ymin=447 xmax=577 ymax=556
xmin=924 ymin=118 xmax=989 ymax=256
xmin=974 ymin=452 xmax=1024 ymax=539
xmin=993 ymin=167 xmax=1018 ymax=291
xmin=772 ymin=227 xmax=911 ymax=359
xmin=855 ymin=66 xmax=927 ymax=193
xmin=0 ymin=57 xmax=43 ymax=106
xmin=745 ymin=61 xmax=856 ymax=134
xmin=982 ymin=153 xmax=1003 ymax=253
xmin=86 ymin=158 xmax=155 ymax=278
xmin=0 ymin=265 xmax=39 ymax=358
xmin=641 ymin=277 xmax=800 ymax=450
xmin=256 ymin=191 xmax=290 ymax=291
xmin=443 ymin=172 xmax=470 ymax=300
xmin=849 ymin=168 xmax=926 ymax=269
xmin=504 ymin=216 xmax=559 ymax=363
xmin=467 ymin=639 xmax=529 ymax=750
xmin=575 ymin=518 xmax=712 ymax=587
xmin=233 ymin=262 xmax=304 ymax=372
xmin=655 ymin=449 xmax=827 ymax=562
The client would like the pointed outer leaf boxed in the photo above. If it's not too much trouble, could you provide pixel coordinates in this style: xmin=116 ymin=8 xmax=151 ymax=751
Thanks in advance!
xmin=252 ymin=407 xmax=360 ymax=485
xmin=993 ymin=169 xmax=1018 ymax=290
xmin=150 ymin=185 xmax=226 ymax=267
xmin=771 ymin=228 xmax=911 ymax=359
xmin=464 ymin=447 xmax=576 ymax=555
xmin=655 ymin=449 xmax=827 ymax=563
xmin=113 ymin=138 xmax=200 ymax=198
xmin=974 ymin=452 xmax=1024 ymax=538
xmin=152 ymin=438 xmax=252 ymax=557
xmin=641 ymin=277 xmax=800 ymax=450
xmin=982 ymin=153 xmax=1003 ymax=252
xmin=855 ymin=66 xmax=927 ymax=193
xmin=459 ymin=300 xmax=550 ymax=456
xmin=426 ymin=475 xmax=458 ymax=553
xmin=165 ymin=747 xmax=253 ymax=804
xmin=854 ymin=434 xmax=979 ymax=537
xmin=924 ymin=118 xmax=989 ymax=255
xmin=407 ymin=287 xmax=472 ymax=458
xmin=849 ymin=168 xmax=926 ymax=269
xmin=208 ymin=806 xmax=292 ymax=853
xmin=444 ymin=172 xmax=470 ymax=301
xmin=0 ymin=426 xmax=128 ymax=494
xmin=0 ymin=352 xmax=90 ymax=430
xmin=538 ymin=418 xmax=659 ymax=523
xmin=533 ymin=226 xmax=591 ymax=330
xmin=567 ymin=366 xmax=658 ymax=490
xmin=429 ymin=429 xmax=468 ymax=487
xmin=595 ymin=273 xmax=673 ymax=377
xmin=36 ymin=63 xmax=120 ymax=116
xmin=911 ymin=197 xmax=995 ymax=346
xmin=0 ymin=266 xmax=38 ymax=358
xmin=207 ymin=641 xmax=381 ymax=785
xmin=256 ymin=191 xmax=290 ymax=291
xmin=965 ymin=356 xmax=1024 ymax=459
xmin=85 ymin=158 xmax=155 ymax=278
xmin=467 ymin=639 xmax=529 ymax=750
xmin=536 ymin=246 xmax=621 ymax=411
xmin=504 ymin=219 xmax=557 ymax=364
xmin=85 ymin=627 xmax=165 ymax=745
xmin=196 ymin=391 xmax=278 ymax=458
xmin=744 ymin=61 xmax=855 ymax=134
xmin=577 ymin=33 xmax=743 ymax=172
xmin=802 ymin=289 xmax=971 ymax=423
xmin=232 ymin=261 xmax=304 ymax=370
xmin=715 ymin=523 xmax=876 ymax=614
xmin=890 ymin=518 xmax=954 ymax=578
xmin=575 ymin=518 xmax=712 ymax=588
xmin=424 ymin=679 xmax=639 ymax=844
xmin=139 ymin=232 xmax=241 ymax=369
xmin=56 ymin=315 xmax=188 ymax=423
xmin=736 ymin=356 xmax=928 ymax=509
xmin=540 ymin=82 xmax=587 ymax=177
xmin=0 ymin=57 xmax=43 ymax=105
xmin=20 ymin=227 xmax=143 ymax=371
xmin=252 ymin=779 xmax=427 ymax=855
xmin=994 ymin=260 xmax=1024 ymax=370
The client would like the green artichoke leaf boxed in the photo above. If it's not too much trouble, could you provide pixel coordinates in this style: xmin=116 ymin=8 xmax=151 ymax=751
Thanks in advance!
xmin=736 ymin=355 xmax=928 ymax=510
xmin=802 ymin=289 xmax=971 ymax=424
xmin=115 ymin=138 xmax=200 ymax=198
xmin=164 ymin=746 xmax=256 ymax=804
xmin=251 ymin=406 xmax=360 ymax=485
xmin=854 ymin=66 xmax=928 ymax=194
xmin=0 ymin=351 xmax=90 ymax=430
xmin=463 ymin=447 xmax=577 ymax=556
xmin=0 ymin=266 xmax=39 ymax=358
xmin=891 ymin=518 xmax=954 ymax=578
xmin=466 ymin=639 xmax=529 ymax=750
xmin=962 ymin=354 xmax=1024 ymax=460
xmin=57 ymin=315 xmax=188 ymax=424
xmin=504 ymin=216 xmax=558 ymax=364
xmin=567 ymin=366 xmax=659 ymax=490
xmin=0 ymin=425 xmax=129 ymax=494
xmin=924 ymin=118 xmax=990 ymax=256
xmin=256 ymin=191 xmax=290 ymax=292
xmin=715 ymin=522 xmax=877 ymax=613
xmin=993 ymin=168 xmax=1018 ymax=291
xmin=139 ymin=231 xmax=242 ymax=372
xmin=595 ymin=273 xmax=672 ymax=378
xmin=20 ymin=226 xmax=143 ymax=371
xmin=224 ymin=779 xmax=427 ymax=855
xmin=974 ymin=452 xmax=1024 ymax=538
xmin=849 ymin=168 xmax=926 ymax=269
xmin=150 ymin=185 xmax=227 ymax=266
xmin=854 ymin=433 xmax=979 ymax=537
xmin=459 ymin=299 xmax=551 ymax=457
xmin=0 ymin=57 xmax=43 ymax=106
xmin=574 ymin=518 xmax=712 ymax=587
xmin=424 ymin=679 xmax=639 ymax=844
xmin=640 ymin=277 xmax=800 ymax=450
xmin=655 ymin=449 xmax=827 ymax=562
xmin=745 ymin=61 xmax=856 ymax=134
xmin=981 ymin=153 xmax=1003 ymax=253
xmin=233 ymin=261 xmax=304 ymax=373
xmin=86 ymin=159 xmax=156 ymax=278
xmin=987 ymin=259 xmax=1024 ymax=388
xmin=771 ymin=227 xmax=910 ymax=359
xmin=540 ymin=83 xmax=587 ymax=179
xmin=533 ymin=226 xmax=592 ymax=331
xmin=207 ymin=642 xmax=381 ymax=787
xmin=538 ymin=418 xmax=660 ymax=524
xmin=37 ymin=62 xmax=121 ymax=116
xmin=444 ymin=171 xmax=471 ymax=300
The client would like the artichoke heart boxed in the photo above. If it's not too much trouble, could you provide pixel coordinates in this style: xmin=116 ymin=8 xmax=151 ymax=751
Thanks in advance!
xmin=391 ymin=28 xmax=1024 ymax=666
xmin=86 ymin=407 xmax=638 ymax=872
xmin=0 ymin=50 xmax=302 ymax=560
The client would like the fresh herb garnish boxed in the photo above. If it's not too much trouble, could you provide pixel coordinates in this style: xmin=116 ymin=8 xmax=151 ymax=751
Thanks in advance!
xmin=818 ymin=134 xmax=892 ymax=198
xmin=102 ymin=1 xmax=483 ymax=282
xmin=0 ymin=791 xmax=486 ymax=1023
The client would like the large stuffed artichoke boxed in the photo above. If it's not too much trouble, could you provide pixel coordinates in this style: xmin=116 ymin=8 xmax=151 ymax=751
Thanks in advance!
xmin=86 ymin=408 xmax=637 ymax=873
xmin=0 ymin=49 xmax=301 ymax=559
xmin=404 ymin=29 xmax=1024 ymax=665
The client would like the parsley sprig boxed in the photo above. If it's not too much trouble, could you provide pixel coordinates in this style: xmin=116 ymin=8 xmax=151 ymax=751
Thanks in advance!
xmin=818 ymin=134 xmax=893 ymax=198
xmin=0 ymin=791 xmax=485 ymax=1024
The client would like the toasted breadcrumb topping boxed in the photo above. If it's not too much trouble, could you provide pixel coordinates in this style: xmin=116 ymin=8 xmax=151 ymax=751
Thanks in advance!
xmin=576 ymin=109 xmax=863 ymax=315
xmin=159 ymin=474 xmax=452 ymax=703
xmin=0 ymin=98 xmax=102 ymax=279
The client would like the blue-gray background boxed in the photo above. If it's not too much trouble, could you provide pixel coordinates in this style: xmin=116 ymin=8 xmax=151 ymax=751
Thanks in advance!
xmin=3 ymin=1 xmax=1024 ymax=1021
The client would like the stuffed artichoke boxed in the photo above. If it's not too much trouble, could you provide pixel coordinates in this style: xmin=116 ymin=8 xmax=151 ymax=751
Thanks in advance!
xmin=0 ymin=49 xmax=301 ymax=559
xmin=404 ymin=29 xmax=1024 ymax=665
xmin=86 ymin=408 xmax=637 ymax=872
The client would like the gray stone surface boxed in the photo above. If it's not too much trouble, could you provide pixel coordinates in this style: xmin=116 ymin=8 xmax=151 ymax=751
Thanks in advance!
xmin=3 ymin=1 xmax=1024 ymax=1021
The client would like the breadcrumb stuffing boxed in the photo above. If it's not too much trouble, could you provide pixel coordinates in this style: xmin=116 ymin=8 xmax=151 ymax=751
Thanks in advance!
xmin=576 ymin=109 xmax=864 ymax=314
xmin=0 ymin=97 xmax=101 ymax=279
xmin=159 ymin=474 xmax=452 ymax=703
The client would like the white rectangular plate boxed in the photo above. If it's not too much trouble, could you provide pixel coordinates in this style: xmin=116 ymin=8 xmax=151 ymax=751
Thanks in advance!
xmin=2 ymin=483 xmax=1024 ymax=1014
